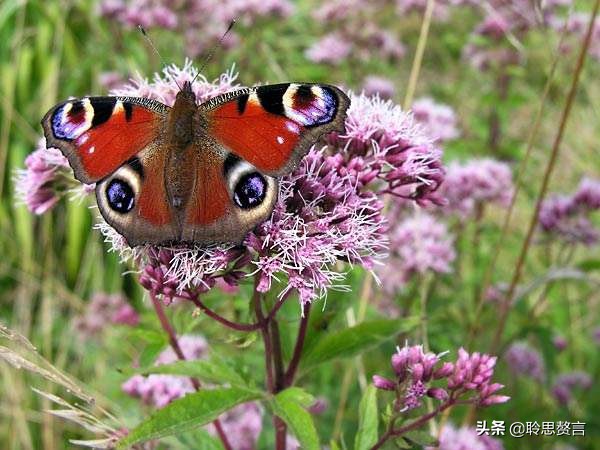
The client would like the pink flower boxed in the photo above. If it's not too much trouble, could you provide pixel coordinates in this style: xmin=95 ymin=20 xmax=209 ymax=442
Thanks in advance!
xmin=122 ymin=335 xmax=208 ymax=408
xmin=552 ymin=371 xmax=592 ymax=406
xmin=538 ymin=178 xmax=600 ymax=245
xmin=73 ymin=293 xmax=139 ymax=338
xmin=412 ymin=97 xmax=460 ymax=143
xmin=14 ymin=144 xmax=70 ymax=214
xmin=373 ymin=344 xmax=508 ymax=411
xmin=362 ymin=76 xmax=395 ymax=99
xmin=428 ymin=423 xmax=504 ymax=450
xmin=206 ymin=402 xmax=263 ymax=450
xmin=98 ymin=0 xmax=294 ymax=56
xmin=377 ymin=212 xmax=455 ymax=292
xmin=504 ymin=342 xmax=545 ymax=381
xmin=439 ymin=159 xmax=514 ymax=219
xmin=305 ymin=33 xmax=352 ymax=65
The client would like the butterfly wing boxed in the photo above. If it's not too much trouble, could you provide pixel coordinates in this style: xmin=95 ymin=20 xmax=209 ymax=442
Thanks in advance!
xmin=202 ymin=83 xmax=350 ymax=176
xmin=41 ymin=97 xmax=179 ymax=245
xmin=180 ymin=83 xmax=349 ymax=244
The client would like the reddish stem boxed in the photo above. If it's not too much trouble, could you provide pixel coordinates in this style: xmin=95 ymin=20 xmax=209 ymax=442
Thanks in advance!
xmin=181 ymin=290 xmax=289 ymax=332
xmin=284 ymin=303 xmax=311 ymax=387
xmin=150 ymin=292 xmax=232 ymax=450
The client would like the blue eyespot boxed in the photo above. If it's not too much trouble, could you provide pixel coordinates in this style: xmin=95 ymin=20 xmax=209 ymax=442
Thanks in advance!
xmin=106 ymin=179 xmax=135 ymax=213
xmin=234 ymin=173 xmax=266 ymax=209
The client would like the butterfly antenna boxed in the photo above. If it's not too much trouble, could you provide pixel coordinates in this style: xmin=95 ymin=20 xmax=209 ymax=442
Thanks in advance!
xmin=191 ymin=19 xmax=236 ymax=85
xmin=138 ymin=25 xmax=183 ymax=90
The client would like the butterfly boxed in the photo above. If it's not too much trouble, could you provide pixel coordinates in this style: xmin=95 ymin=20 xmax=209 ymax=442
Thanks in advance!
xmin=41 ymin=81 xmax=350 ymax=247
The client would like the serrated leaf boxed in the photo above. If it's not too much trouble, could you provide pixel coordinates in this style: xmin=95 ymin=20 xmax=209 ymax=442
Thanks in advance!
xmin=354 ymin=386 xmax=378 ymax=450
xmin=302 ymin=318 xmax=418 ymax=369
xmin=117 ymin=387 xmax=263 ymax=448
xmin=272 ymin=388 xmax=319 ymax=450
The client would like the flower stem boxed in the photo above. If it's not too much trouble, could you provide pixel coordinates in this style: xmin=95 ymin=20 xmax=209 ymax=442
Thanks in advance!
xmin=402 ymin=0 xmax=436 ymax=110
xmin=284 ymin=303 xmax=311 ymax=387
xmin=270 ymin=318 xmax=288 ymax=449
xmin=149 ymin=292 xmax=232 ymax=450
xmin=188 ymin=294 xmax=263 ymax=331
xmin=490 ymin=0 xmax=600 ymax=353
xmin=370 ymin=398 xmax=464 ymax=450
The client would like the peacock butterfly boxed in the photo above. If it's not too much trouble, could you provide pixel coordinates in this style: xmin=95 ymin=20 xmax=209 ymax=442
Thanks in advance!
xmin=41 ymin=81 xmax=350 ymax=247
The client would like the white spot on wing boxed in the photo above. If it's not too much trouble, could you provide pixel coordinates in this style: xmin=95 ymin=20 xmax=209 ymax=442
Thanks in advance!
xmin=277 ymin=136 xmax=284 ymax=144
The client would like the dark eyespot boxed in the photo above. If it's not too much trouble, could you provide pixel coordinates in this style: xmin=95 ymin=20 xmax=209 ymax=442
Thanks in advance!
xmin=234 ymin=173 xmax=266 ymax=209
xmin=106 ymin=178 xmax=135 ymax=213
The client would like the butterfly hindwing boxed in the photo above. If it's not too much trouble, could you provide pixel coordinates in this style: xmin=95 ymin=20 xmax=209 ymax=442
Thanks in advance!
xmin=181 ymin=147 xmax=278 ymax=244
xmin=203 ymin=83 xmax=350 ymax=177
xmin=95 ymin=143 xmax=179 ymax=246
xmin=41 ymin=96 xmax=168 ymax=183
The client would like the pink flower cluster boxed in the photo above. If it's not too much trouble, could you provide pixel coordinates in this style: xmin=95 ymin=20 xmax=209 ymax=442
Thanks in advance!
xmin=504 ymin=341 xmax=545 ymax=382
xmin=307 ymin=0 xmax=405 ymax=66
xmin=206 ymin=402 xmax=263 ymax=450
xmin=122 ymin=335 xmax=208 ymax=408
xmin=14 ymin=145 xmax=69 ymax=214
xmin=94 ymin=63 xmax=442 ymax=306
xmin=551 ymin=371 xmax=592 ymax=406
xmin=429 ymin=423 xmax=504 ymax=450
xmin=99 ymin=0 xmax=294 ymax=56
xmin=412 ymin=97 xmax=460 ymax=143
xmin=439 ymin=159 xmax=514 ymax=219
xmin=373 ymin=344 xmax=509 ymax=410
xmin=538 ymin=178 xmax=600 ymax=245
xmin=462 ymin=0 xmax=572 ymax=71
xmin=361 ymin=76 xmax=395 ymax=100
xmin=73 ymin=292 xmax=139 ymax=338
xmin=377 ymin=212 xmax=455 ymax=294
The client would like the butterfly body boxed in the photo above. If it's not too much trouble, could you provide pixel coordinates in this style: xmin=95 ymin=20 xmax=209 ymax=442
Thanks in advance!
xmin=42 ymin=82 xmax=350 ymax=247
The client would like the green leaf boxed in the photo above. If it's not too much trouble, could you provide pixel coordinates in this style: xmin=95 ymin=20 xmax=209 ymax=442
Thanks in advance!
xmin=117 ymin=387 xmax=263 ymax=448
xmin=302 ymin=318 xmax=418 ymax=369
xmin=134 ymin=356 xmax=248 ymax=388
xmin=577 ymin=259 xmax=600 ymax=272
xmin=272 ymin=388 xmax=320 ymax=450
xmin=354 ymin=386 xmax=378 ymax=450
xmin=403 ymin=430 xmax=438 ymax=447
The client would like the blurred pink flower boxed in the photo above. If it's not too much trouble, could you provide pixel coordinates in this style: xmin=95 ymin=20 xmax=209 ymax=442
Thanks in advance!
xmin=98 ymin=0 xmax=293 ymax=56
xmin=206 ymin=402 xmax=263 ymax=450
xmin=362 ymin=76 xmax=395 ymax=99
xmin=305 ymin=33 xmax=352 ymax=65
xmin=429 ymin=423 xmax=504 ymax=450
xmin=439 ymin=158 xmax=513 ymax=219
xmin=538 ymin=178 xmax=600 ymax=245
xmin=462 ymin=0 xmax=572 ymax=71
xmin=505 ymin=341 xmax=545 ymax=382
xmin=310 ymin=1 xmax=405 ymax=66
xmin=412 ymin=97 xmax=460 ymax=143
xmin=552 ymin=371 xmax=592 ymax=406
xmin=122 ymin=335 xmax=208 ymax=408
xmin=377 ymin=212 xmax=455 ymax=293
xmin=74 ymin=293 xmax=139 ymax=338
